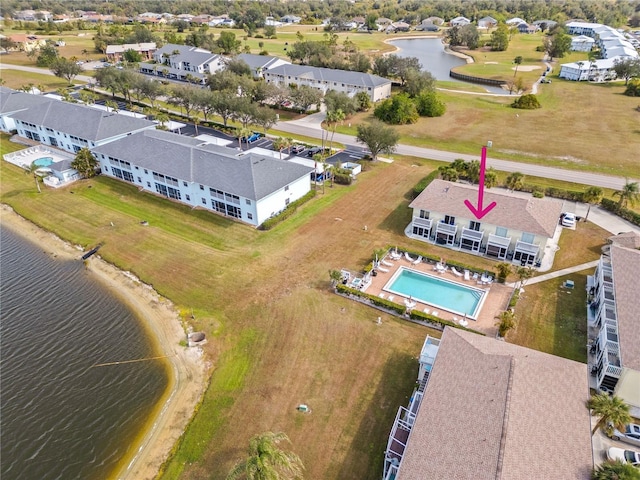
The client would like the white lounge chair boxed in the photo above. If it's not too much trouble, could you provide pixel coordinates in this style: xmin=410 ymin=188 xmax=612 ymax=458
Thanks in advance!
xmin=464 ymin=270 xmax=471 ymax=281
xmin=404 ymin=298 xmax=417 ymax=308
xmin=381 ymin=259 xmax=394 ymax=267
xmin=459 ymin=319 xmax=469 ymax=327
xmin=423 ymin=308 xmax=430 ymax=315
xmin=431 ymin=311 xmax=439 ymax=317
xmin=412 ymin=255 xmax=422 ymax=265
xmin=387 ymin=295 xmax=394 ymax=302
xmin=378 ymin=293 xmax=386 ymax=299
xmin=378 ymin=266 xmax=389 ymax=273
xmin=451 ymin=267 xmax=463 ymax=277
xmin=452 ymin=317 xmax=459 ymax=324
xmin=404 ymin=252 xmax=415 ymax=262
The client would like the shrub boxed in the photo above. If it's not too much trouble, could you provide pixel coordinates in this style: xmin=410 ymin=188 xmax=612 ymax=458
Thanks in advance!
xmin=413 ymin=170 xmax=440 ymax=197
xmin=508 ymin=289 xmax=520 ymax=309
xmin=374 ymin=93 xmax=419 ymax=125
xmin=259 ymin=190 xmax=316 ymax=230
xmin=601 ymin=198 xmax=640 ymax=226
xmin=333 ymin=172 xmax=353 ymax=185
xmin=511 ymin=94 xmax=541 ymax=109
xmin=624 ymin=79 xmax=640 ymax=97
xmin=415 ymin=91 xmax=446 ymax=117
xmin=532 ymin=188 xmax=545 ymax=198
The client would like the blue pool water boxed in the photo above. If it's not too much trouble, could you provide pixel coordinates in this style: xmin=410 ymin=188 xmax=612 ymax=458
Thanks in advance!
xmin=34 ymin=157 xmax=54 ymax=167
xmin=385 ymin=267 xmax=485 ymax=318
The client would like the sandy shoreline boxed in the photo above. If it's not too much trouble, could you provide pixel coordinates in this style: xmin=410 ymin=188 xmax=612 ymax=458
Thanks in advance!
xmin=1 ymin=205 xmax=207 ymax=480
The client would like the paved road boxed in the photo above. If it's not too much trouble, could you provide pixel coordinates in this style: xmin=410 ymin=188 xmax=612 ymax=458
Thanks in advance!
xmin=3 ymin=63 xmax=637 ymax=190
xmin=276 ymin=120 xmax=637 ymax=191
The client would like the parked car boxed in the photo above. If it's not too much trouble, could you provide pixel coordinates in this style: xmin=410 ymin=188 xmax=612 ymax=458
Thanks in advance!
xmin=611 ymin=423 xmax=640 ymax=448
xmin=307 ymin=147 xmax=322 ymax=157
xmin=541 ymin=78 xmax=552 ymax=84
xmin=290 ymin=144 xmax=305 ymax=154
xmin=247 ymin=133 xmax=261 ymax=143
xmin=607 ymin=447 xmax=640 ymax=466
xmin=561 ymin=212 xmax=576 ymax=227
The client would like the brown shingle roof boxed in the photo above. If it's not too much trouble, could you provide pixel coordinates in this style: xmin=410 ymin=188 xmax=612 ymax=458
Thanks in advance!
xmin=409 ymin=179 xmax=563 ymax=238
xmin=610 ymin=244 xmax=640 ymax=371
xmin=397 ymin=328 xmax=592 ymax=480
xmin=609 ymin=231 xmax=640 ymax=250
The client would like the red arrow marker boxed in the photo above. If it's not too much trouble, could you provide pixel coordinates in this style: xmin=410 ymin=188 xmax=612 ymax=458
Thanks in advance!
xmin=464 ymin=146 xmax=497 ymax=220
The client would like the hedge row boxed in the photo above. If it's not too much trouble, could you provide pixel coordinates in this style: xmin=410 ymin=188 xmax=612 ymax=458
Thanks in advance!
xmin=259 ymin=190 xmax=317 ymax=230
xmin=517 ymin=183 xmax=586 ymax=202
xmin=391 ymin=246 xmax=489 ymax=277
xmin=336 ymin=284 xmax=483 ymax=334
xmin=413 ymin=170 xmax=440 ymax=198
xmin=601 ymin=198 xmax=640 ymax=227
xmin=508 ymin=289 xmax=520 ymax=309
xmin=334 ymin=172 xmax=353 ymax=185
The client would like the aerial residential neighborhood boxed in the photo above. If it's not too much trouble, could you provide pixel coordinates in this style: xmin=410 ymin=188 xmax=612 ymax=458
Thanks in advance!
xmin=1 ymin=1 xmax=640 ymax=480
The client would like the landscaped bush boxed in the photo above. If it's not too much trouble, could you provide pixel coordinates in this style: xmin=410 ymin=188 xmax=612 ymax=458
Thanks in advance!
xmin=259 ymin=190 xmax=316 ymax=230
xmin=412 ymin=170 xmax=440 ymax=198
xmin=508 ymin=289 xmax=520 ymax=309
xmin=511 ymin=94 xmax=541 ymax=109
xmin=333 ymin=172 xmax=353 ymax=185
xmin=624 ymin=79 xmax=640 ymax=97
xmin=336 ymin=284 xmax=406 ymax=315
xmin=516 ymin=183 xmax=585 ymax=202
xmin=601 ymin=198 xmax=640 ymax=226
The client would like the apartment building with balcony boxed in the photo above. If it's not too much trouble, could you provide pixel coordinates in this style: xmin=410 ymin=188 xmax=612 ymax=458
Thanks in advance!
xmin=587 ymin=232 xmax=640 ymax=417
xmin=408 ymin=180 xmax=563 ymax=267
xmin=383 ymin=328 xmax=592 ymax=480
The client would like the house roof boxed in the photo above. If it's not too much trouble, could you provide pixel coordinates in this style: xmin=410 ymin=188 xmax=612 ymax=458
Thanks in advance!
xmin=409 ymin=179 xmax=563 ymax=238
xmin=106 ymin=42 xmax=157 ymax=54
xmin=609 ymin=231 xmax=640 ymax=250
xmin=10 ymin=98 xmax=156 ymax=141
xmin=91 ymin=129 xmax=313 ymax=201
xmin=264 ymin=64 xmax=391 ymax=88
xmin=396 ymin=328 xmax=592 ymax=480
xmin=0 ymin=86 xmax=54 ymax=115
xmin=155 ymin=43 xmax=219 ymax=66
xmin=236 ymin=53 xmax=289 ymax=71
xmin=610 ymin=244 xmax=640 ymax=372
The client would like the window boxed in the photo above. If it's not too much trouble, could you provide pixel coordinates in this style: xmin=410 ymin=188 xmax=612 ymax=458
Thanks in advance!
xmin=247 ymin=213 xmax=253 ymax=220
xmin=444 ymin=215 xmax=455 ymax=225
xmin=212 ymin=200 xmax=225 ymax=213
xmin=155 ymin=183 xmax=168 ymax=196
xmin=199 ymin=185 xmax=204 ymax=190
xmin=137 ymin=177 xmax=142 ymax=183
xmin=183 ymin=181 xmax=188 ymax=187
xmin=185 ymin=194 xmax=190 ymax=201
xmin=284 ymin=185 xmax=289 ymax=191
xmin=147 ymin=182 xmax=151 ymax=188
xmin=201 ymin=198 xmax=206 ymax=205
xmin=469 ymin=221 xmax=481 ymax=231
xmin=144 ymin=169 xmax=148 ymax=174
xmin=245 ymin=199 xmax=251 ymax=205
xmin=285 ymin=198 xmax=290 ymax=206
xmin=495 ymin=227 xmax=508 ymax=237
xmin=48 ymin=137 xmax=58 ymax=146
xmin=226 ymin=204 xmax=241 ymax=218
xmin=103 ymin=166 xmax=109 ymax=173
xmin=73 ymin=145 xmax=82 ymax=153
xmin=521 ymin=232 xmax=535 ymax=244
xmin=412 ymin=226 xmax=430 ymax=239
xmin=419 ymin=210 xmax=429 ymax=219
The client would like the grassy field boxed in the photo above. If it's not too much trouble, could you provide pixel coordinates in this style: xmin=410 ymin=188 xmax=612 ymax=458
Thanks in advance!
xmin=1 ymin=122 xmax=612 ymax=478
xmin=0 ymin=69 xmax=80 ymax=90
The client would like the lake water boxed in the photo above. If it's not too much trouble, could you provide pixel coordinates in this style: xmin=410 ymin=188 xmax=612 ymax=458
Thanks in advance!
xmin=0 ymin=227 xmax=168 ymax=480
xmin=388 ymin=37 xmax=506 ymax=94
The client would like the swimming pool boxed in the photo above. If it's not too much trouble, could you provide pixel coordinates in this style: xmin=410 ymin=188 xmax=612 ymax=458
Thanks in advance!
xmin=384 ymin=267 xmax=487 ymax=319
xmin=33 ymin=157 xmax=54 ymax=167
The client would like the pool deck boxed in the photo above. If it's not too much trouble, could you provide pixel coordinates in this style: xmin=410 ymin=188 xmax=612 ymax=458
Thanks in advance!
xmin=366 ymin=255 xmax=511 ymax=336
xmin=3 ymin=145 xmax=74 ymax=170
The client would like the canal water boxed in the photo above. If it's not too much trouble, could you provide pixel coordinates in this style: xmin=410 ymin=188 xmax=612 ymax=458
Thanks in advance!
xmin=388 ymin=37 xmax=506 ymax=94
xmin=0 ymin=226 xmax=168 ymax=480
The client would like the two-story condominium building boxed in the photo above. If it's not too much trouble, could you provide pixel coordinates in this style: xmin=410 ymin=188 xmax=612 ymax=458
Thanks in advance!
xmin=263 ymin=64 xmax=392 ymax=102
xmin=92 ymin=129 xmax=313 ymax=227
xmin=588 ymin=232 xmax=640 ymax=417
xmin=408 ymin=180 xmax=563 ymax=266
xmin=139 ymin=43 xmax=225 ymax=83
xmin=235 ymin=53 xmax=291 ymax=78
xmin=106 ymin=42 xmax=157 ymax=62
xmin=9 ymin=97 xmax=157 ymax=154
xmin=0 ymin=86 xmax=54 ymax=132
xmin=384 ymin=328 xmax=592 ymax=480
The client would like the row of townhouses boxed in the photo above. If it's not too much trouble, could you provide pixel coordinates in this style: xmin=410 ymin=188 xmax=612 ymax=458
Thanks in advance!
xmin=1 ymin=87 xmax=313 ymax=227
xmin=136 ymin=43 xmax=392 ymax=101
xmin=559 ymin=21 xmax=640 ymax=82
xmin=407 ymin=179 xmax=563 ymax=267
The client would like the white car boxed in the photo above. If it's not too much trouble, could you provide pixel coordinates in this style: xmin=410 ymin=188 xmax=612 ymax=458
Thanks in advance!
xmin=561 ymin=212 xmax=576 ymax=227
xmin=611 ymin=423 xmax=640 ymax=448
xmin=607 ymin=447 xmax=640 ymax=466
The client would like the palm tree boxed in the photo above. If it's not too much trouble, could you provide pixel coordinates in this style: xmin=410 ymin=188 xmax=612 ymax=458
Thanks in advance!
xmin=583 ymin=186 xmax=603 ymax=221
xmin=592 ymin=460 xmax=640 ymax=480
xmin=613 ymin=181 xmax=639 ymax=209
xmin=511 ymin=56 xmax=523 ymax=94
xmin=495 ymin=310 xmax=516 ymax=337
xmin=273 ymin=137 xmax=288 ymax=160
xmin=494 ymin=262 xmax=512 ymax=283
xmin=105 ymin=100 xmax=119 ymax=113
xmin=227 ymin=431 xmax=304 ymax=480
xmin=26 ymin=163 xmax=43 ymax=193
xmin=325 ymin=109 xmax=345 ymax=155
xmin=586 ymin=393 xmax=631 ymax=436
xmin=505 ymin=171 xmax=525 ymax=191
xmin=237 ymin=127 xmax=252 ymax=151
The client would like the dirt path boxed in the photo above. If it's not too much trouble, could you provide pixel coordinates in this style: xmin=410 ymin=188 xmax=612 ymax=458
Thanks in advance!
xmin=1 ymin=205 xmax=207 ymax=480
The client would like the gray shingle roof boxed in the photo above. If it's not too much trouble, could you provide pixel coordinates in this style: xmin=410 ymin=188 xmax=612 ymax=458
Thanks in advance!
xmin=236 ymin=53 xmax=288 ymax=70
xmin=265 ymin=64 xmax=391 ymax=88
xmin=397 ymin=328 xmax=592 ymax=480
xmin=0 ymin=86 xmax=54 ymax=115
xmin=610 ymin=244 xmax=640 ymax=371
xmin=409 ymin=179 xmax=563 ymax=238
xmin=155 ymin=43 xmax=218 ymax=66
xmin=92 ymin=130 xmax=313 ymax=201
xmin=9 ymin=99 xmax=156 ymax=142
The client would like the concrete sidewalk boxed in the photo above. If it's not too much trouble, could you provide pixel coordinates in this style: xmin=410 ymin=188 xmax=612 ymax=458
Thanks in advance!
xmin=506 ymin=260 xmax=599 ymax=288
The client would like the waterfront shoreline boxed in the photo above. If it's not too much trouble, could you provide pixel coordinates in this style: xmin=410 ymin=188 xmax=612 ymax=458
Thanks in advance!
xmin=1 ymin=204 xmax=207 ymax=480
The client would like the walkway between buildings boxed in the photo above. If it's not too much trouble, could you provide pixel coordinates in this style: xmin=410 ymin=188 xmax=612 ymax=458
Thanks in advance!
xmin=505 ymin=260 xmax=599 ymax=288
